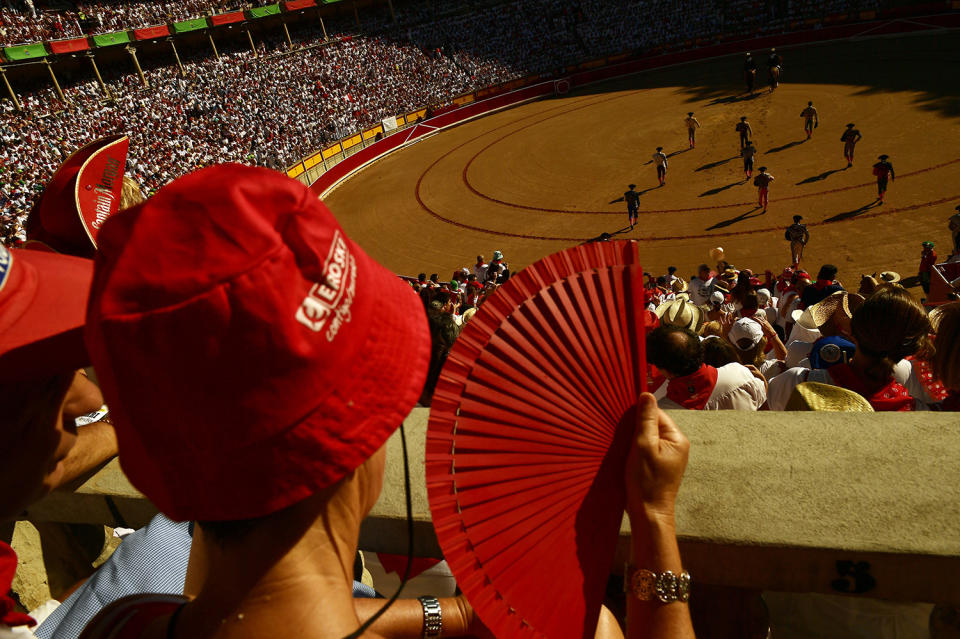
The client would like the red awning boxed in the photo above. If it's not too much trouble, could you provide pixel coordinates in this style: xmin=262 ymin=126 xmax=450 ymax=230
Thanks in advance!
xmin=48 ymin=37 xmax=89 ymax=54
xmin=284 ymin=0 xmax=316 ymax=10
xmin=211 ymin=11 xmax=245 ymax=25
xmin=134 ymin=25 xmax=170 ymax=40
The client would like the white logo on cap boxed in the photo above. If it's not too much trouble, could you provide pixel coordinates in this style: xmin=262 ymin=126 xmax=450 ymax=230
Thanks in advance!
xmin=295 ymin=230 xmax=357 ymax=341
xmin=0 ymin=245 xmax=11 ymax=293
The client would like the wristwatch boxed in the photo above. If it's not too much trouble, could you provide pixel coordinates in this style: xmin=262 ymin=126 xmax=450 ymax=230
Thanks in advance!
xmin=418 ymin=596 xmax=442 ymax=638
xmin=624 ymin=565 xmax=691 ymax=603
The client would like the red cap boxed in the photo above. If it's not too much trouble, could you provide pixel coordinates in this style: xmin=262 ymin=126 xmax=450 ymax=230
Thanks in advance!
xmin=85 ymin=165 xmax=430 ymax=522
xmin=749 ymin=276 xmax=762 ymax=286
xmin=26 ymin=136 xmax=129 ymax=258
xmin=0 ymin=244 xmax=92 ymax=381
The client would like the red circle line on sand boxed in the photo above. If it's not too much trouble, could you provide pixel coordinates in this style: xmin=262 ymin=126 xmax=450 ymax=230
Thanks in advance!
xmin=456 ymin=107 xmax=960 ymax=214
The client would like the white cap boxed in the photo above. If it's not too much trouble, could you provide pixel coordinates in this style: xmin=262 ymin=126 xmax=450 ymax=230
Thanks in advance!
xmin=757 ymin=288 xmax=771 ymax=304
xmin=729 ymin=318 xmax=764 ymax=350
xmin=710 ymin=291 xmax=725 ymax=304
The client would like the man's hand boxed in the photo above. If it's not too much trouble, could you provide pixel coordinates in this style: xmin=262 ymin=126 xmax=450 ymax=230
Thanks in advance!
xmin=625 ymin=393 xmax=690 ymax=523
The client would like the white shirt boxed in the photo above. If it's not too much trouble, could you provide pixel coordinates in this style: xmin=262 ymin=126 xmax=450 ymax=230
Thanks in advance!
xmin=688 ymin=276 xmax=714 ymax=306
xmin=657 ymin=363 xmax=767 ymax=411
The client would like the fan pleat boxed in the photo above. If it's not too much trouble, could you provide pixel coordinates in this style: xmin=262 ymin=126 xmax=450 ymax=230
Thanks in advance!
xmin=426 ymin=241 xmax=643 ymax=639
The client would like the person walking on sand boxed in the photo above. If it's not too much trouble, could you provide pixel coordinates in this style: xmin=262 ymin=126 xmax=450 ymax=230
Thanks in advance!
xmin=841 ymin=123 xmax=862 ymax=167
xmin=625 ymin=183 xmax=640 ymax=228
xmin=872 ymin=154 xmax=894 ymax=203
xmin=785 ymin=215 xmax=810 ymax=266
xmin=736 ymin=116 xmax=753 ymax=150
xmin=741 ymin=140 xmax=758 ymax=180
xmin=685 ymin=112 xmax=701 ymax=148
xmin=652 ymin=147 xmax=668 ymax=186
xmin=800 ymin=101 xmax=819 ymax=139
xmin=754 ymin=166 xmax=774 ymax=211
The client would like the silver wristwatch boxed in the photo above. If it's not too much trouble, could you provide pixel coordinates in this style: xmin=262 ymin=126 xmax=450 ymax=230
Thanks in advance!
xmin=418 ymin=596 xmax=442 ymax=638
xmin=624 ymin=565 xmax=691 ymax=603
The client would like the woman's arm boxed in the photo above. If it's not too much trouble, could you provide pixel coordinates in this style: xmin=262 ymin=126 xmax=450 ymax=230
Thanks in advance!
xmin=624 ymin=394 xmax=695 ymax=639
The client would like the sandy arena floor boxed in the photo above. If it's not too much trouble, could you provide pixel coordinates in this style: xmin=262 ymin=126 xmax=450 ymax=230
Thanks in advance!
xmin=326 ymin=30 xmax=960 ymax=288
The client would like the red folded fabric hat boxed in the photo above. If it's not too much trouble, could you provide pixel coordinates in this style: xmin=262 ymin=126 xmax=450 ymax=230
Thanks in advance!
xmin=0 ymin=243 xmax=93 ymax=382
xmin=26 ymin=135 xmax=129 ymax=258
xmin=85 ymin=164 xmax=431 ymax=522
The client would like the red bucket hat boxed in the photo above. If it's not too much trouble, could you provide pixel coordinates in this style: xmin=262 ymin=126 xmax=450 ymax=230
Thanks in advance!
xmin=25 ymin=135 xmax=129 ymax=258
xmin=85 ymin=164 xmax=430 ymax=522
xmin=0 ymin=243 xmax=93 ymax=381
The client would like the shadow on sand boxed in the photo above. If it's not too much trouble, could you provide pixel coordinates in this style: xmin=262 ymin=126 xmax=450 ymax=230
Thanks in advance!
xmin=700 ymin=180 xmax=747 ymax=197
xmin=766 ymin=139 xmax=806 ymax=154
xmin=705 ymin=206 xmax=765 ymax=230
xmin=796 ymin=167 xmax=847 ymax=185
xmin=823 ymin=199 xmax=882 ymax=223
xmin=695 ymin=156 xmax=739 ymax=172
xmin=707 ymin=92 xmax=765 ymax=106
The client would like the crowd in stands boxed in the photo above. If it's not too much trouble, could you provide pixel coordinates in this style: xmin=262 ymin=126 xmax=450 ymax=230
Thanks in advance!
xmin=0 ymin=0 xmax=893 ymax=245
xmin=406 ymin=241 xmax=960 ymax=413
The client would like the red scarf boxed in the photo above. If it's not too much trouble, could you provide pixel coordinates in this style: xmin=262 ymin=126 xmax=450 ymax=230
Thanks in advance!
xmin=813 ymin=279 xmax=835 ymax=290
xmin=827 ymin=363 xmax=915 ymax=411
xmin=666 ymin=364 xmax=719 ymax=409
xmin=1 ymin=542 xmax=35 ymax=628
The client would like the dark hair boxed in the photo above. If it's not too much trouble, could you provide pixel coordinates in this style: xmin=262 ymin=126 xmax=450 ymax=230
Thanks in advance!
xmin=701 ymin=337 xmax=739 ymax=368
xmin=668 ymin=266 xmax=677 ymax=274
xmin=816 ymin=264 xmax=838 ymax=281
xmin=429 ymin=273 xmax=439 ymax=282
xmin=741 ymin=291 xmax=759 ymax=312
xmin=851 ymin=288 xmax=932 ymax=383
xmin=647 ymin=326 xmax=702 ymax=377
xmin=793 ymin=215 xmax=802 ymax=222
xmin=417 ymin=273 xmax=426 ymax=281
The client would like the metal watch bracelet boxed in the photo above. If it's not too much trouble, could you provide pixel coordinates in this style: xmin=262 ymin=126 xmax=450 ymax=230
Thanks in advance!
xmin=624 ymin=565 xmax=691 ymax=603
xmin=418 ymin=596 xmax=442 ymax=638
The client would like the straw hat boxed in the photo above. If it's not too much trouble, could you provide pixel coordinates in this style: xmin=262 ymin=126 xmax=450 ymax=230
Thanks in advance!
xmin=785 ymin=382 xmax=874 ymax=412
xmin=879 ymin=271 xmax=901 ymax=284
xmin=709 ymin=247 xmax=725 ymax=262
xmin=791 ymin=291 xmax=864 ymax=330
xmin=655 ymin=299 xmax=704 ymax=332
xmin=671 ymin=277 xmax=689 ymax=293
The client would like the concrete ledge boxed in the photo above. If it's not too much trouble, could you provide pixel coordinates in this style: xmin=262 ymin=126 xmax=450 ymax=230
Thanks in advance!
xmin=23 ymin=407 xmax=960 ymax=602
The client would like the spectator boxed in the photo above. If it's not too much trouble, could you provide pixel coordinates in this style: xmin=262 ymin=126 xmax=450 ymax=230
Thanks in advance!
xmin=79 ymin=164 xmax=692 ymax=639
xmin=801 ymin=264 xmax=844 ymax=308
xmin=769 ymin=287 xmax=932 ymax=411
xmin=647 ymin=325 xmax=766 ymax=410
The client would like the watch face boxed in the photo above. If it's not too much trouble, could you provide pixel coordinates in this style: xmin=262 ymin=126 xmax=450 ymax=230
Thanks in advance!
xmin=631 ymin=569 xmax=657 ymax=600
xmin=655 ymin=571 xmax=677 ymax=603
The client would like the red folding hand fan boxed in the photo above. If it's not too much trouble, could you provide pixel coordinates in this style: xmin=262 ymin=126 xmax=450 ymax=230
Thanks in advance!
xmin=425 ymin=240 xmax=648 ymax=639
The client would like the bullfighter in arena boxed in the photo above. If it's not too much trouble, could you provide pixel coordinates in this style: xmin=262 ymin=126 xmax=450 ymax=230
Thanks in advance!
xmin=872 ymin=154 xmax=895 ymax=202
xmin=800 ymin=101 xmax=819 ymax=139
xmin=625 ymin=184 xmax=640 ymax=228
xmin=785 ymin=215 xmax=810 ymax=266
xmin=741 ymin=140 xmax=758 ymax=179
xmin=743 ymin=53 xmax=757 ymax=93
xmin=840 ymin=123 xmax=862 ymax=167
xmin=736 ymin=116 xmax=753 ymax=150
xmin=767 ymin=48 xmax=782 ymax=90
xmin=754 ymin=166 xmax=774 ymax=211
xmin=685 ymin=112 xmax=701 ymax=148
xmin=653 ymin=147 xmax=668 ymax=186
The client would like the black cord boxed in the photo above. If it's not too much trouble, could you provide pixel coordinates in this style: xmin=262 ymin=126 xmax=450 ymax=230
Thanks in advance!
xmin=341 ymin=423 xmax=415 ymax=639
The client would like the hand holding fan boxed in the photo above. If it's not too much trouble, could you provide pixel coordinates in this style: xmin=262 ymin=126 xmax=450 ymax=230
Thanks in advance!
xmin=425 ymin=240 xmax=649 ymax=639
